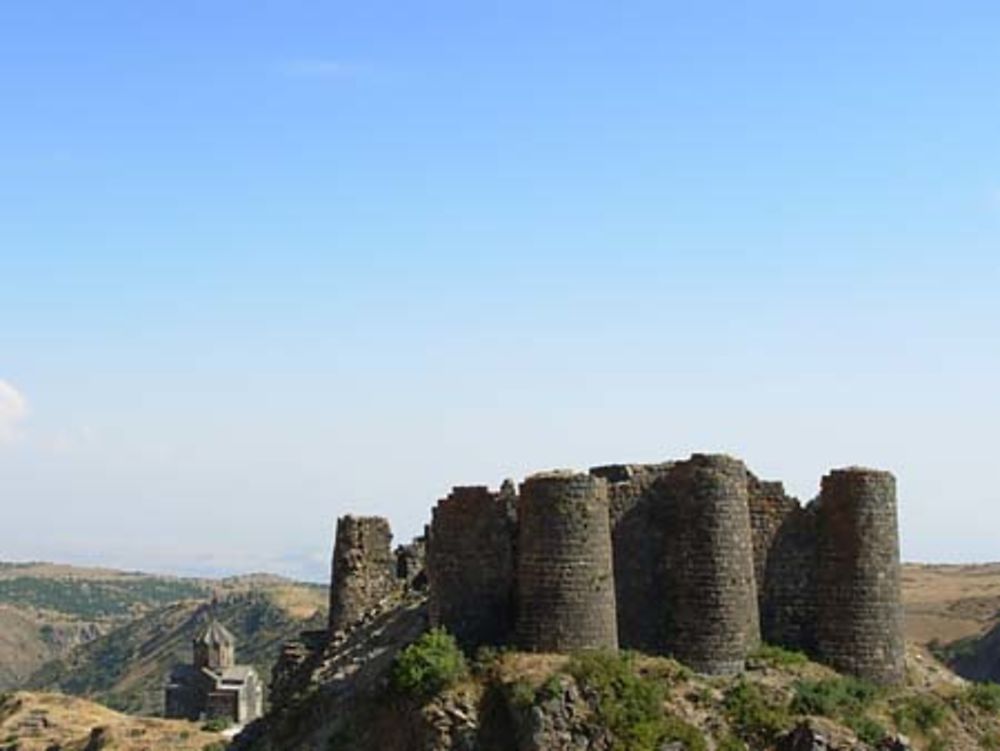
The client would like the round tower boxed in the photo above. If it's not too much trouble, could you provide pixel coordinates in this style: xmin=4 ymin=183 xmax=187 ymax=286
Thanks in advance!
xmin=515 ymin=471 xmax=618 ymax=652
xmin=661 ymin=454 xmax=760 ymax=675
xmin=815 ymin=467 xmax=904 ymax=684
xmin=193 ymin=619 xmax=236 ymax=671
xmin=426 ymin=486 xmax=516 ymax=649
xmin=328 ymin=515 xmax=397 ymax=633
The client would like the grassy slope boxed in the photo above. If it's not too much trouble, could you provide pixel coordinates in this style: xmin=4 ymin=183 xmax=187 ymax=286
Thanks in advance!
xmin=0 ymin=561 xmax=327 ymax=704
xmin=0 ymin=691 xmax=224 ymax=751
xmin=26 ymin=590 xmax=326 ymax=715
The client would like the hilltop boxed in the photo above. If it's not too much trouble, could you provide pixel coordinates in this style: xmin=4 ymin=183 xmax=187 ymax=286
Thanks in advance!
xmin=233 ymin=592 xmax=1000 ymax=751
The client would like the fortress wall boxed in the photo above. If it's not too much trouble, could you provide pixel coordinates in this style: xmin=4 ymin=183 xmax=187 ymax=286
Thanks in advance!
xmin=515 ymin=472 xmax=618 ymax=652
xmin=815 ymin=468 xmax=905 ymax=684
xmin=328 ymin=515 xmax=397 ymax=634
xmin=591 ymin=462 xmax=673 ymax=652
xmin=395 ymin=537 xmax=427 ymax=592
xmin=747 ymin=476 xmax=819 ymax=652
xmin=426 ymin=486 xmax=516 ymax=649
xmin=660 ymin=454 xmax=760 ymax=675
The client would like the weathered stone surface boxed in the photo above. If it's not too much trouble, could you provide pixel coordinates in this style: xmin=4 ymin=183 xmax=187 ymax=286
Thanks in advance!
xmin=660 ymin=454 xmax=760 ymax=675
xmin=427 ymin=486 xmax=516 ymax=649
xmin=590 ymin=463 xmax=673 ymax=653
xmin=396 ymin=537 xmax=428 ymax=592
xmin=815 ymin=468 xmax=905 ymax=684
xmin=748 ymin=475 xmax=820 ymax=653
xmin=778 ymin=722 xmax=831 ymax=750
xmin=329 ymin=516 xmax=397 ymax=634
xmin=515 ymin=472 xmax=618 ymax=652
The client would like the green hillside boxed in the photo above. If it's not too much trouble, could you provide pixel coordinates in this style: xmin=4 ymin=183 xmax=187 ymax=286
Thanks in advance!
xmin=0 ymin=576 xmax=209 ymax=619
xmin=0 ymin=560 xmax=328 ymax=703
xmin=26 ymin=590 xmax=326 ymax=715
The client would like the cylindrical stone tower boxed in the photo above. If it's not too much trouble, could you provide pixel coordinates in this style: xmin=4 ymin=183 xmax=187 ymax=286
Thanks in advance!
xmin=515 ymin=472 xmax=618 ymax=652
xmin=661 ymin=454 xmax=760 ymax=675
xmin=815 ymin=467 xmax=904 ymax=684
xmin=328 ymin=515 xmax=397 ymax=634
xmin=426 ymin=486 xmax=516 ymax=649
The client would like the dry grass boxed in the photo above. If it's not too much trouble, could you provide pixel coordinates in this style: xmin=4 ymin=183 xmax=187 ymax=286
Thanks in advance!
xmin=0 ymin=691 xmax=223 ymax=750
xmin=263 ymin=584 xmax=327 ymax=620
xmin=902 ymin=563 xmax=1000 ymax=645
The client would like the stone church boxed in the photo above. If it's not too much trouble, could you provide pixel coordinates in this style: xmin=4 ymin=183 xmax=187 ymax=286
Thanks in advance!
xmin=165 ymin=617 xmax=264 ymax=726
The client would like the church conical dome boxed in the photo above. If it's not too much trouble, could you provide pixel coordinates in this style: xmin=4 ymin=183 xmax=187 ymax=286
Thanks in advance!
xmin=193 ymin=617 xmax=236 ymax=670
xmin=196 ymin=619 xmax=236 ymax=647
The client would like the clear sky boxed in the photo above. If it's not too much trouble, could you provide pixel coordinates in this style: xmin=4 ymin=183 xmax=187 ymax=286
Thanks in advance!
xmin=1 ymin=2 xmax=998 ymax=580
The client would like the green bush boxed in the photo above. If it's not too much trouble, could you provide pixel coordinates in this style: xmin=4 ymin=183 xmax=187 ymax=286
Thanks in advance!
xmin=567 ymin=652 xmax=667 ymax=751
xmin=723 ymin=679 xmax=792 ymax=746
xmin=892 ymin=694 xmax=948 ymax=735
xmin=566 ymin=651 xmax=705 ymax=751
xmin=390 ymin=628 xmax=467 ymax=699
xmin=508 ymin=679 xmax=536 ymax=708
xmin=962 ymin=681 xmax=1000 ymax=713
xmin=846 ymin=714 xmax=887 ymax=745
xmin=660 ymin=713 xmax=707 ymax=751
xmin=750 ymin=644 xmax=808 ymax=668
xmin=791 ymin=677 xmax=879 ymax=718
xmin=201 ymin=717 xmax=229 ymax=732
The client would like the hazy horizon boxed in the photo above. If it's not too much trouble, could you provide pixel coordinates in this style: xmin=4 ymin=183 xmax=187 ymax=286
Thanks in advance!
xmin=2 ymin=2 xmax=998 ymax=581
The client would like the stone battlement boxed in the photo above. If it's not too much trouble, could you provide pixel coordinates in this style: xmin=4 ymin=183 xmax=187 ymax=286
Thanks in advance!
xmin=326 ymin=453 xmax=905 ymax=684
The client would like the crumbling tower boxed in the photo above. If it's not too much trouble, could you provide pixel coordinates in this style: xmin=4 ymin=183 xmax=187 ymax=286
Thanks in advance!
xmin=328 ymin=515 xmax=396 ymax=634
xmin=815 ymin=468 xmax=905 ymax=684
xmin=426 ymin=486 xmax=516 ymax=649
xmin=515 ymin=472 xmax=618 ymax=652
xmin=661 ymin=454 xmax=760 ymax=675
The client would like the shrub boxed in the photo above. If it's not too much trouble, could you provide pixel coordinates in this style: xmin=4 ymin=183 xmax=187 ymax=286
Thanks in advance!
xmin=390 ymin=628 xmax=467 ymax=699
xmin=891 ymin=694 xmax=948 ymax=735
xmin=750 ymin=644 xmax=808 ymax=668
xmin=201 ymin=717 xmax=229 ymax=732
xmin=566 ymin=651 xmax=705 ymax=751
xmin=660 ymin=713 xmax=707 ymax=751
xmin=962 ymin=681 xmax=1000 ymax=713
xmin=508 ymin=679 xmax=536 ymax=708
xmin=791 ymin=677 xmax=879 ymax=718
xmin=723 ymin=678 xmax=792 ymax=746
xmin=846 ymin=714 xmax=887 ymax=745
xmin=980 ymin=729 xmax=1000 ymax=750
xmin=567 ymin=651 xmax=666 ymax=751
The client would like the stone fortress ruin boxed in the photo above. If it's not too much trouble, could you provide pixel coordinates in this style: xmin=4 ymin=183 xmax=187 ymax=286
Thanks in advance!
xmin=317 ymin=453 xmax=904 ymax=686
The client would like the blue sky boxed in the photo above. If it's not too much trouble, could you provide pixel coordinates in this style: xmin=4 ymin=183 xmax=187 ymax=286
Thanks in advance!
xmin=1 ymin=1 xmax=998 ymax=579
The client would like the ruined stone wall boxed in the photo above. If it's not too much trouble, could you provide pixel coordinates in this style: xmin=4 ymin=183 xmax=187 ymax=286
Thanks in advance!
xmin=395 ymin=537 xmax=427 ymax=592
xmin=426 ymin=486 xmax=516 ymax=649
xmin=591 ymin=463 xmax=673 ymax=652
xmin=515 ymin=472 xmax=618 ymax=652
xmin=660 ymin=455 xmax=760 ymax=675
xmin=747 ymin=476 xmax=818 ymax=652
xmin=815 ymin=468 xmax=905 ymax=684
xmin=760 ymin=503 xmax=819 ymax=653
xmin=328 ymin=516 xmax=397 ymax=634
